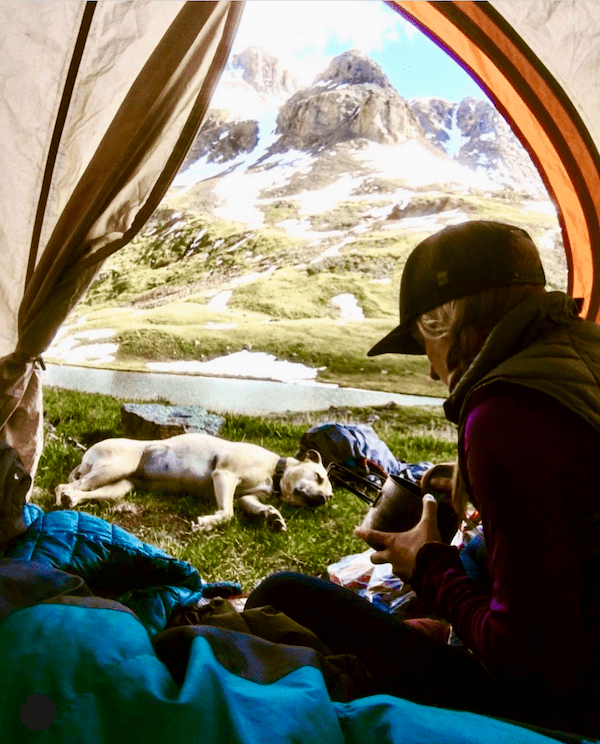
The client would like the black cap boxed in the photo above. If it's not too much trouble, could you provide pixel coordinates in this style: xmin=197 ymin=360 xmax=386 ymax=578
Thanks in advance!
xmin=368 ymin=221 xmax=546 ymax=356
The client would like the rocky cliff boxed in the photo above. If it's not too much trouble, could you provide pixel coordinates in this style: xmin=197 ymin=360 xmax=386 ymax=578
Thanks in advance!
xmin=269 ymin=50 xmax=424 ymax=153
xmin=182 ymin=112 xmax=259 ymax=167
xmin=230 ymin=45 xmax=300 ymax=98
xmin=409 ymin=96 xmax=546 ymax=195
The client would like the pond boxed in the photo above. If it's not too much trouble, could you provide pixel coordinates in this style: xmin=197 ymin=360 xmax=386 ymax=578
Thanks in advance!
xmin=42 ymin=364 xmax=444 ymax=415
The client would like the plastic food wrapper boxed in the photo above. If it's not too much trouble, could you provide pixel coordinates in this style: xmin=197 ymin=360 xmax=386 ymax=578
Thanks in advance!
xmin=327 ymin=548 xmax=415 ymax=613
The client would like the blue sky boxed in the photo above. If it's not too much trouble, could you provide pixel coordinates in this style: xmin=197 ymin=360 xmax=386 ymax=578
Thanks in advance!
xmin=233 ymin=1 xmax=486 ymax=102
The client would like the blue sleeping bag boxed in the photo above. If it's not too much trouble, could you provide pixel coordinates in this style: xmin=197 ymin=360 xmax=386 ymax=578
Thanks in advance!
xmin=0 ymin=514 xmax=591 ymax=743
xmin=4 ymin=505 xmax=240 ymax=634
xmin=0 ymin=578 xmax=587 ymax=743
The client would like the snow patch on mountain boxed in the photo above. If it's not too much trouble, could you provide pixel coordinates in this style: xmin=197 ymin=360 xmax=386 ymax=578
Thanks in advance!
xmin=354 ymin=139 xmax=500 ymax=192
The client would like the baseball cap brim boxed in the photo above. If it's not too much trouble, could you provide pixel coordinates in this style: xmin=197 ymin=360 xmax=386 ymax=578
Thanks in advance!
xmin=367 ymin=322 xmax=424 ymax=356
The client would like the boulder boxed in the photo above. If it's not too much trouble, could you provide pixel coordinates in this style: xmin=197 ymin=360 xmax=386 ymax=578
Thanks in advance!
xmin=121 ymin=404 xmax=225 ymax=440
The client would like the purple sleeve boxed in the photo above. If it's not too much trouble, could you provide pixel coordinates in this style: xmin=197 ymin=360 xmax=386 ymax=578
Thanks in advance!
xmin=412 ymin=384 xmax=590 ymax=689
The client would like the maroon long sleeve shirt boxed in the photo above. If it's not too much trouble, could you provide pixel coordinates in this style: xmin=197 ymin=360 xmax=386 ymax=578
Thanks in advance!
xmin=412 ymin=382 xmax=600 ymax=735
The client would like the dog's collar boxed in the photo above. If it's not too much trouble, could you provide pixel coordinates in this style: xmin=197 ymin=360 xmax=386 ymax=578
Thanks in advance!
xmin=272 ymin=457 xmax=288 ymax=495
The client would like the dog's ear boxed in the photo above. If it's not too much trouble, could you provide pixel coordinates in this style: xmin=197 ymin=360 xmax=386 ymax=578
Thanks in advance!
xmin=303 ymin=449 xmax=323 ymax=464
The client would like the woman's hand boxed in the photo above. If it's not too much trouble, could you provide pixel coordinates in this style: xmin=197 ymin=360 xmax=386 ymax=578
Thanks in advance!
xmin=354 ymin=494 xmax=442 ymax=582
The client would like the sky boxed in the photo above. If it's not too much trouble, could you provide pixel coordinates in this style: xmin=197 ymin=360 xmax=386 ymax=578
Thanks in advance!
xmin=232 ymin=0 xmax=486 ymax=102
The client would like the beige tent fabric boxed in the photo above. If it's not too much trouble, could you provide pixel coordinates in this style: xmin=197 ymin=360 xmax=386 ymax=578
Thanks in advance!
xmin=491 ymin=1 xmax=600 ymax=144
xmin=0 ymin=0 xmax=244 ymax=476
xmin=491 ymin=0 xmax=600 ymax=307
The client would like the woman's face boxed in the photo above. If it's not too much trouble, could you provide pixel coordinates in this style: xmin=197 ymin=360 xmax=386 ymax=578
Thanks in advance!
xmin=423 ymin=335 xmax=451 ymax=387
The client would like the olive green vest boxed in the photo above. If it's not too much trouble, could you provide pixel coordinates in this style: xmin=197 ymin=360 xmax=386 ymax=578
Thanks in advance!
xmin=444 ymin=291 xmax=600 ymax=690
xmin=444 ymin=291 xmax=600 ymax=567
xmin=445 ymin=291 xmax=600 ymax=437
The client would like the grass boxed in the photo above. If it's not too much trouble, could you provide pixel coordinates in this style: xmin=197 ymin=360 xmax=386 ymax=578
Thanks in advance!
xmin=107 ymin=315 xmax=446 ymax=397
xmin=261 ymin=200 xmax=301 ymax=225
xmin=82 ymin=210 xmax=305 ymax=308
xmin=36 ymin=387 xmax=456 ymax=590
xmin=229 ymin=267 xmax=391 ymax=319
xmin=308 ymin=201 xmax=371 ymax=231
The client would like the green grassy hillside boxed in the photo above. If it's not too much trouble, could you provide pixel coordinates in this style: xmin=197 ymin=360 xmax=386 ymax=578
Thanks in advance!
xmin=51 ymin=181 xmax=565 ymax=398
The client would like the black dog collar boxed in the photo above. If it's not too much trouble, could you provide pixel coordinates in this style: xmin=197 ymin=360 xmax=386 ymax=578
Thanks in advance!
xmin=272 ymin=457 xmax=288 ymax=494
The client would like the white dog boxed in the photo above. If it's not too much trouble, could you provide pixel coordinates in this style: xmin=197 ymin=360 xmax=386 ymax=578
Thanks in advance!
xmin=55 ymin=433 xmax=333 ymax=532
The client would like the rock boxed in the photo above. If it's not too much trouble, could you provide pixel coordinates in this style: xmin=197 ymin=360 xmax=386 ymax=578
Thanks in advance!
xmin=408 ymin=98 xmax=456 ymax=152
xmin=313 ymin=49 xmax=395 ymax=90
xmin=387 ymin=195 xmax=462 ymax=220
xmin=269 ymin=50 xmax=424 ymax=154
xmin=231 ymin=46 xmax=300 ymax=97
xmin=181 ymin=114 xmax=259 ymax=169
xmin=121 ymin=404 xmax=225 ymax=440
xmin=408 ymin=96 xmax=547 ymax=197
xmin=455 ymin=98 xmax=546 ymax=195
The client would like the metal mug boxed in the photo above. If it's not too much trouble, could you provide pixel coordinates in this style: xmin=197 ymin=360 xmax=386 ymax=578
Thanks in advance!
xmin=359 ymin=463 xmax=459 ymax=545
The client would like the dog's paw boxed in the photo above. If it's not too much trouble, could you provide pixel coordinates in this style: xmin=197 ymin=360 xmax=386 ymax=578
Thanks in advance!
xmin=266 ymin=510 xmax=287 ymax=532
xmin=54 ymin=485 xmax=74 ymax=509
xmin=190 ymin=518 xmax=216 ymax=533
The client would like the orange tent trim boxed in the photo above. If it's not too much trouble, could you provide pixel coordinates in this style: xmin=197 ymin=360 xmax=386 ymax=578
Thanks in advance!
xmin=389 ymin=0 xmax=600 ymax=321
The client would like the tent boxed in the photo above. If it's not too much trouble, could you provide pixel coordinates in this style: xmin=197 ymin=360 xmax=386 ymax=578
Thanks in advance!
xmin=0 ymin=1 xmax=243 ymax=474
xmin=1 ymin=0 xmax=600 ymax=478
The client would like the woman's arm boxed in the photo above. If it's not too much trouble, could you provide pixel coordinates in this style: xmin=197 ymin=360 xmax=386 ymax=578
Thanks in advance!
xmin=413 ymin=384 xmax=590 ymax=691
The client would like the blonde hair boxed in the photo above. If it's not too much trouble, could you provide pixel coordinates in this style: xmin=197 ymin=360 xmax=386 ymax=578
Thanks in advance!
xmin=416 ymin=283 xmax=546 ymax=391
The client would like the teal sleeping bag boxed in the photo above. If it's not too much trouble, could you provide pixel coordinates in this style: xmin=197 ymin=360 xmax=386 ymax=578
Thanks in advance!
xmin=1 ymin=590 xmax=590 ymax=743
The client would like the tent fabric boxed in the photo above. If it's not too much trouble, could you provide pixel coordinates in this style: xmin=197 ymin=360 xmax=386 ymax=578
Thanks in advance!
xmin=0 ymin=0 xmax=243 ymax=475
xmin=390 ymin=1 xmax=600 ymax=323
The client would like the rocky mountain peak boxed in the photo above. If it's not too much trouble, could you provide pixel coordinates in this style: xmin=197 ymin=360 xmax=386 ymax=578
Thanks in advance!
xmin=313 ymin=49 xmax=394 ymax=91
xmin=230 ymin=45 xmax=300 ymax=97
xmin=180 ymin=47 xmax=547 ymax=199
xmin=456 ymin=97 xmax=498 ymax=138
xmin=264 ymin=50 xmax=423 ymax=154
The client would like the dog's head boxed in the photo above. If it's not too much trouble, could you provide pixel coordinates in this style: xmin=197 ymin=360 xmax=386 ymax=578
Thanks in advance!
xmin=280 ymin=450 xmax=333 ymax=509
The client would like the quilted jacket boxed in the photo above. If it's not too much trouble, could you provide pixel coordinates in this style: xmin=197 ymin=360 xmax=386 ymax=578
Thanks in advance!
xmin=3 ymin=505 xmax=239 ymax=634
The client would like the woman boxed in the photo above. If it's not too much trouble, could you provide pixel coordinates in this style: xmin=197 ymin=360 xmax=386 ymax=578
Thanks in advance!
xmin=247 ymin=221 xmax=600 ymax=737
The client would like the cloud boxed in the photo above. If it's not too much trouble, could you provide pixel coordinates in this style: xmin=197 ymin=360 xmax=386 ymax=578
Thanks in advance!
xmin=232 ymin=1 xmax=413 ymax=83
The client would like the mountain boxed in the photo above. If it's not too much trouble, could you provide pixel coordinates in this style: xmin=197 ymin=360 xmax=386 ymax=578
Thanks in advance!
xmin=408 ymin=96 xmax=547 ymax=195
xmin=179 ymin=46 xmax=301 ymax=172
xmin=48 ymin=48 xmax=565 ymax=394
xmin=158 ymin=47 xmax=564 ymax=305
xmin=265 ymin=50 xmax=424 ymax=155
xmin=178 ymin=48 xmax=548 ymax=199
